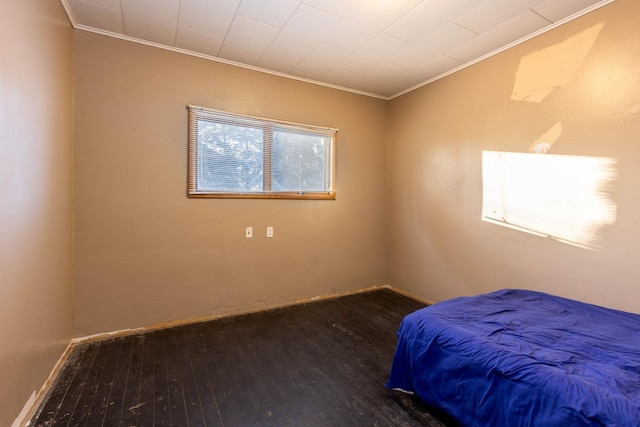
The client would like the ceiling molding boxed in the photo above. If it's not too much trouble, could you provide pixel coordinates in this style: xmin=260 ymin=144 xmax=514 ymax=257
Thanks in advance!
xmin=59 ymin=0 xmax=615 ymax=101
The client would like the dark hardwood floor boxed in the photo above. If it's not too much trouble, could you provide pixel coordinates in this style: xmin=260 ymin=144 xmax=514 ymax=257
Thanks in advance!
xmin=31 ymin=289 xmax=453 ymax=426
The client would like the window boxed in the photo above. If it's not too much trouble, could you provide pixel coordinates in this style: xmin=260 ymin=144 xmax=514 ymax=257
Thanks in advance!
xmin=187 ymin=105 xmax=336 ymax=199
xmin=481 ymin=150 xmax=617 ymax=250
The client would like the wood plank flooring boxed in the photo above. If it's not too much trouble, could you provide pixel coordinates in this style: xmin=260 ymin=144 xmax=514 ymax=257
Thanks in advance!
xmin=30 ymin=289 xmax=455 ymax=426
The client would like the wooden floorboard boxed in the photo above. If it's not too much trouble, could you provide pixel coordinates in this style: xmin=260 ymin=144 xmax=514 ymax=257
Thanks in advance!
xmin=102 ymin=335 xmax=134 ymax=426
xmin=30 ymin=289 xmax=455 ymax=426
xmin=83 ymin=336 xmax=126 ymax=425
xmin=152 ymin=329 xmax=172 ymax=426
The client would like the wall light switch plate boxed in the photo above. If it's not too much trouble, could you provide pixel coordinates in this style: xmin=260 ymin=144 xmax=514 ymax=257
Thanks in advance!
xmin=266 ymin=226 xmax=273 ymax=238
xmin=245 ymin=227 xmax=253 ymax=238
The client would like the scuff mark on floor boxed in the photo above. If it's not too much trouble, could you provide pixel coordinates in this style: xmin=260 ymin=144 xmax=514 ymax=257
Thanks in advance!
xmin=128 ymin=402 xmax=145 ymax=411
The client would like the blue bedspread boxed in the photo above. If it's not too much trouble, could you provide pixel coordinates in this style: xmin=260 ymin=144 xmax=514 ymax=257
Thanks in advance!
xmin=386 ymin=289 xmax=640 ymax=426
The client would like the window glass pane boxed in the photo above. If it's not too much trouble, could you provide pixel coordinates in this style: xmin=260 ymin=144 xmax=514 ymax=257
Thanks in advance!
xmin=272 ymin=129 xmax=327 ymax=192
xmin=188 ymin=105 xmax=336 ymax=199
xmin=197 ymin=120 xmax=263 ymax=192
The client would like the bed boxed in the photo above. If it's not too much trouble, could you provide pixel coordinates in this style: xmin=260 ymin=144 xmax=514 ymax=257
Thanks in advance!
xmin=386 ymin=289 xmax=640 ymax=426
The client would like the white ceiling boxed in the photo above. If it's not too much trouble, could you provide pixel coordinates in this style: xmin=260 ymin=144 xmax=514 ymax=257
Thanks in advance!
xmin=61 ymin=0 xmax=613 ymax=99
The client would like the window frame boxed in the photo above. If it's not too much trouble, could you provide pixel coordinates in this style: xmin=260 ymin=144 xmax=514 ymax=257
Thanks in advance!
xmin=187 ymin=105 xmax=337 ymax=200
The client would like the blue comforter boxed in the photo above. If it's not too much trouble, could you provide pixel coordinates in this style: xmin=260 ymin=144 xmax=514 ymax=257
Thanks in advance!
xmin=386 ymin=289 xmax=640 ymax=426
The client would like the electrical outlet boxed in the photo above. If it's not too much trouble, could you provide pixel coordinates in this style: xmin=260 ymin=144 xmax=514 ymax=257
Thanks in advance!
xmin=245 ymin=226 xmax=253 ymax=238
xmin=266 ymin=226 xmax=273 ymax=238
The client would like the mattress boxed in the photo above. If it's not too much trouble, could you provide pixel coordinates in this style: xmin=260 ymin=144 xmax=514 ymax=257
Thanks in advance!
xmin=386 ymin=289 xmax=640 ymax=426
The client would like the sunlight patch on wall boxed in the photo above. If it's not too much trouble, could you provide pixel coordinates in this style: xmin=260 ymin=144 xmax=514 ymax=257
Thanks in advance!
xmin=512 ymin=23 xmax=603 ymax=103
xmin=482 ymin=151 xmax=617 ymax=250
xmin=528 ymin=122 xmax=562 ymax=154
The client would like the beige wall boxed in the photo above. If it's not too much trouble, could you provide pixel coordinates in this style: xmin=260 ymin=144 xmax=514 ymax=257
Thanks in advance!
xmin=5 ymin=0 xmax=639 ymax=422
xmin=388 ymin=0 xmax=640 ymax=313
xmin=0 ymin=1 xmax=73 ymax=425
xmin=73 ymin=32 xmax=388 ymax=337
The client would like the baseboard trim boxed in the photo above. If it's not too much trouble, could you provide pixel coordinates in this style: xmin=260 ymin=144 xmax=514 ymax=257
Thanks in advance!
xmin=389 ymin=287 xmax=439 ymax=306
xmin=73 ymin=284 xmax=393 ymax=345
xmin=20 ymin=340 xmax=74 ymax=427
xmin=11 ymin=392 xmax=35 ymax=427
